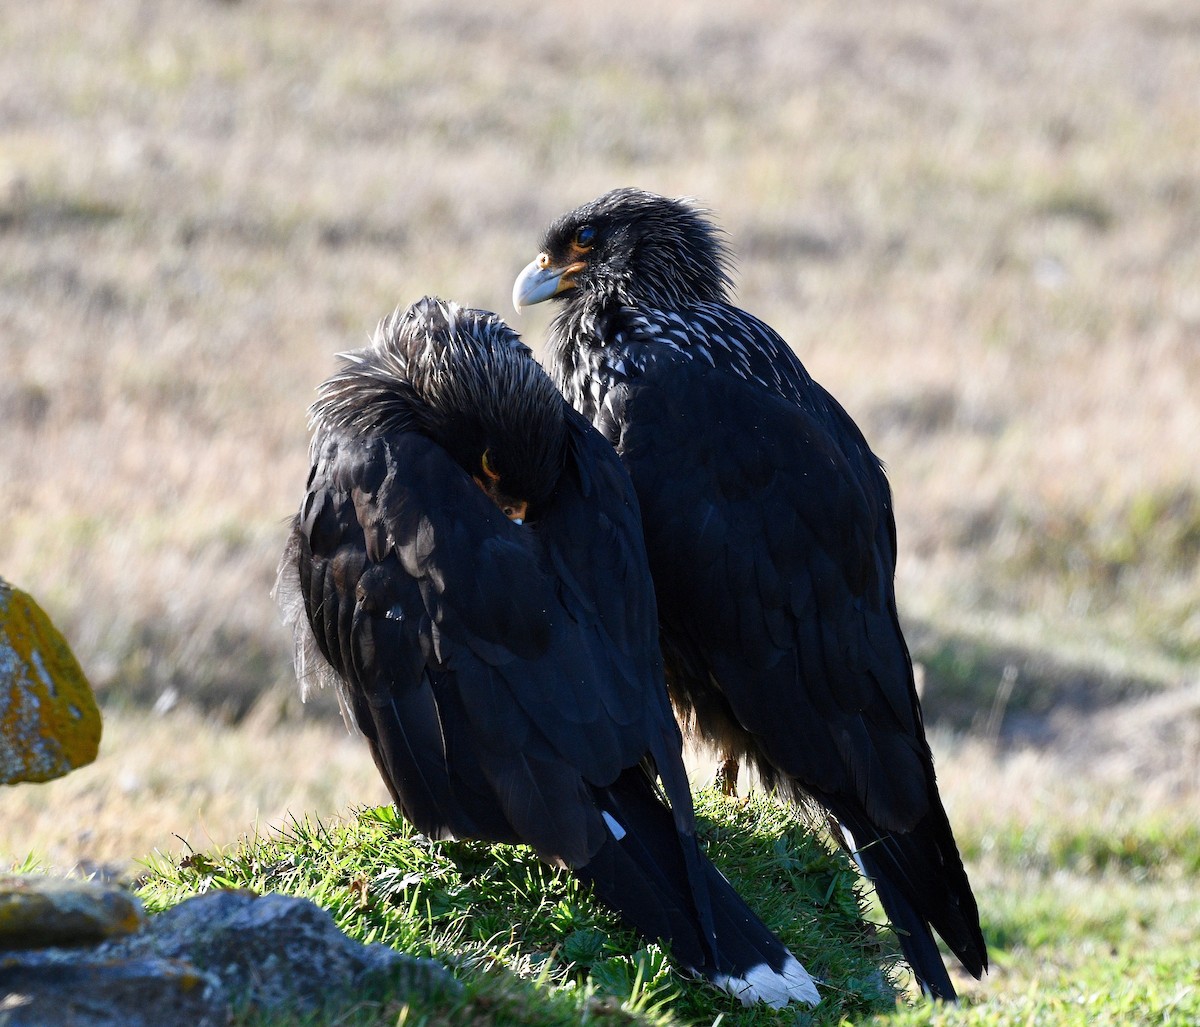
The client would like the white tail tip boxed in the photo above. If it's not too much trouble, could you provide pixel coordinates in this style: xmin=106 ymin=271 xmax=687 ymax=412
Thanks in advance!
xmin=711 ymin=955 xmax=820 ymax=1008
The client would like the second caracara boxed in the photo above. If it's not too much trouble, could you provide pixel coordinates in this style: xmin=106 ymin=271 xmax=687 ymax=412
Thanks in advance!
xmin=514 ymin=190 xmax=987 ymax=1000
xmin=274 ymin=296 xmax=819 ymax=1009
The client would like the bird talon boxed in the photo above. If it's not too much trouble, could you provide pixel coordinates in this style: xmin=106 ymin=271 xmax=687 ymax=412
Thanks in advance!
xmin=715 ymin=757 xmax=740 ymax=797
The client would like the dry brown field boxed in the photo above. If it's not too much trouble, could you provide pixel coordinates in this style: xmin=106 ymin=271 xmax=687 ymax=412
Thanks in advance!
xmin=2 ymin=0 xmax=1197 ymax=931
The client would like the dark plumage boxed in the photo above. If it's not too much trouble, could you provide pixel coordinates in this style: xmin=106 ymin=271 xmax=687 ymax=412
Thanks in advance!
xmin=274 ymin=296 xmax=818 ymax=1008
xmin=514 ymin=190 xmax=988 ymax=999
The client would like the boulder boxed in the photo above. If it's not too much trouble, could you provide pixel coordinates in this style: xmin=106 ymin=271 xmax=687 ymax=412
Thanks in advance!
xmin=0 ymin=579 xmax=101 ymax=785
xmin=0 ymin=875 xmax=144 ymax=949
xmin=113 ymin=889 xmax=459 ymax=1015
xmin=0 ymin=955 xmax=225 ymax=1027
xmin=0 ymin=887 xmax=459 ymax=1024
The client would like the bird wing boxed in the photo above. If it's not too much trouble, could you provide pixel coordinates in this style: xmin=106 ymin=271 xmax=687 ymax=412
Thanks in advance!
xmin=598 ymin=352 xmax=933 ymax=831
xmin=279 ymin=419 xmax=687 ymax=866
xmin=542 ymin=410 xmax=697 ymax=830
xmin=597 ymin=300 xmax=897 ymax=557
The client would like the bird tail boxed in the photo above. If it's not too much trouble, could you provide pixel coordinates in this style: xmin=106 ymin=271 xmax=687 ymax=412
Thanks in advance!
xmin=866 ymin=859 xmax=958 ymax=1000
xmin=576 ymin=770 xmax=819 ymax=1008
xmin=838 ymin=806 xmax=987 ymax=1001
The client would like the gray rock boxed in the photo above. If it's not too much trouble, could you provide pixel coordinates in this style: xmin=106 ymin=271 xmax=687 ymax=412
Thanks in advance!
xmin=0 ymin=876 xmax=144 ymax=950
xmin=112 ymin=889 xmax=458 ymax=1015
xmin=0 ymin=889 xmax=458 ymax=1025
xmin=0 ymin=955 xmax=225 ymax=1027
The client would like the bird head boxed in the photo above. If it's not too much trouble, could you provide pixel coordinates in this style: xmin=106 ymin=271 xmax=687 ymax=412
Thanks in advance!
xmin=320 ymin=297 xmax=567 ymax=525
xmin=400 ymin=297 xmax=567 ymax=524
xmin=513 ymin=188 xmax=734 ymax=313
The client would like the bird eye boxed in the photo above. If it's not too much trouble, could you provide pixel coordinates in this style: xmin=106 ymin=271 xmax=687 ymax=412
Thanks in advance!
xmin=574 ymin=226 xmax=596 ymax=250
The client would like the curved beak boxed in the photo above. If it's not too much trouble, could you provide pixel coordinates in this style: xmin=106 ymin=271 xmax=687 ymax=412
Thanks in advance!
xmin=512 ymin=255 xmax=584 ymax=313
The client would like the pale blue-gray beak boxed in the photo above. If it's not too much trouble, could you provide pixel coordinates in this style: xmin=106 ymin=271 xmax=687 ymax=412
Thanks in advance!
xmin=512 ymin=256 xmax=583 ymax=313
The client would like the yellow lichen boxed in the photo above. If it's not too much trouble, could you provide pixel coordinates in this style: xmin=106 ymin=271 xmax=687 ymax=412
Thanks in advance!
xmin=1 ymin=580 xmax=102 ymax=784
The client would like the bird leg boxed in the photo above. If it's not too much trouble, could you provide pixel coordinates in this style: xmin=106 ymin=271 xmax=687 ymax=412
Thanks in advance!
xmin=715 ymin=756 xmax=740 ymax=797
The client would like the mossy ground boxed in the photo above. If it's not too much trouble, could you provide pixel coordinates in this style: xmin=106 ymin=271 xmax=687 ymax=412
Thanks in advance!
xmin=137 ymin=792 xmax=898 ymax=1027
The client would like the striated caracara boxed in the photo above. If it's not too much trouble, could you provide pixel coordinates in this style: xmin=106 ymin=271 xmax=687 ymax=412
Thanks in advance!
xmin=514 ymin=190 xmax=987 ymax=1000
xmin=274 ymin=295 xmax=819 ymax=1008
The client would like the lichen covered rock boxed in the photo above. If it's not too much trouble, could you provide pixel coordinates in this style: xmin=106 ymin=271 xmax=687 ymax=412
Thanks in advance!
xmin=0 ymin=955 xmax=224 ymax=1027
xmin=116 ymin=890 xmax=460 ymax=1014
xmin=0 ymin=886 xmax=459 ymax=1023
xmin=0 ymin=875 xmax=145 ymax=949
xmin=0 ymin=578 xmax=101 ymax=784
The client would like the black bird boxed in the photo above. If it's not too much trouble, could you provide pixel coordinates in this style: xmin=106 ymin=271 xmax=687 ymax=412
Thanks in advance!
xmin=274 ymin=296 xmax=819 ymax=1008
xmin=513 ymin=189 xmax=987 ymax=1000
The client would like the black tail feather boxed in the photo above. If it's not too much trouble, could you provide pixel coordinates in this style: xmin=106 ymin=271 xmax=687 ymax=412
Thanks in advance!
xmin=865 ymin=861 xmax=958 ymax=1000
xmin=575 ymin=770 xmax=819 ymax=1008
xmin=839 ymin=806 xmax=987 ymax=1001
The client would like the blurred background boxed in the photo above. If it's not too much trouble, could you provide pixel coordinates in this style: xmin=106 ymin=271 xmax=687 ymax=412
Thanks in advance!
xmin=2 ymin=0 xmax=1198 ymax=997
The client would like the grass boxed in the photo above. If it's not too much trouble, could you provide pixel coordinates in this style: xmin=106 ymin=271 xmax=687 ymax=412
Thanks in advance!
xmin=2 ymin=0 xmax=1198 ymax=709
xmin=0 ymin=705 xmax=389 ymax=874
xmin=136 ymin=793 xmax=897 ymax=1027
xmin=2 ymin=1 xmax=1198 ymax=1023
xmin=873 ymin=862 xmax=1200 ymax=1027
xmin=8 ymin=685 xmax=1199 ymax=1024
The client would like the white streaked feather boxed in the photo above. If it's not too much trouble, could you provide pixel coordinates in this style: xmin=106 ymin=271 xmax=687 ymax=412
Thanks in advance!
xmin=839 ymin=822 xmax=870 ymax=878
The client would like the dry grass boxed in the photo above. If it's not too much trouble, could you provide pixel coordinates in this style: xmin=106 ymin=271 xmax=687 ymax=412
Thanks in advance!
xmin=932 ymin=684 xmax=1200 ymax=848
xmin=1 ymin=0 xmax=1198 ymax=900
xmin=1 ymin=703 xmax=389 ymax=874
xmin=7 ymin=682 xmax=1197 ymax=882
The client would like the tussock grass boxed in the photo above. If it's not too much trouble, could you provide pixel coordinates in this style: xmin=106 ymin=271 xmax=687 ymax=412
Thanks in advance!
xmin=137 ymin=793 xmax=896 ymax=1027
xmin=8 ymin=690 xmax=1199 ymax=1023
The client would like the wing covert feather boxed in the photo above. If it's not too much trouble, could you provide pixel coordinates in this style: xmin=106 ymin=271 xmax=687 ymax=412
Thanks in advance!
xmin=607 ymin=360 xmax=929 ymax=825
xmin=285 ymin=418 xmax=689 ymax=865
